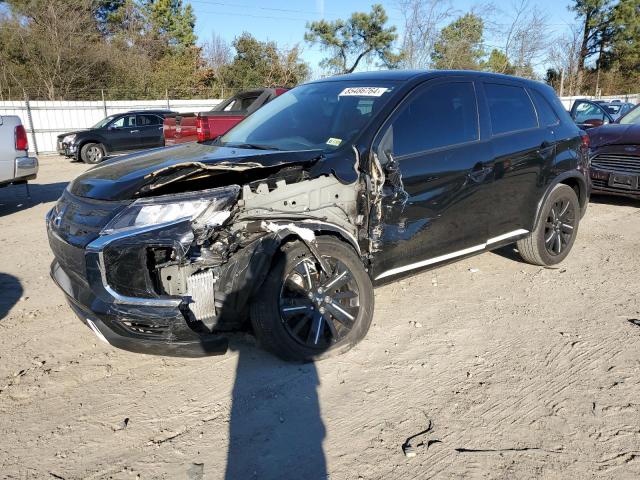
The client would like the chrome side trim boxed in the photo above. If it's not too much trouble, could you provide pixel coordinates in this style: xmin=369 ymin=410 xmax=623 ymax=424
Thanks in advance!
xmin=375 ymin=229 xmax=529 ymax=280
xmin=487 ymin=229 xmax=529 ymax=244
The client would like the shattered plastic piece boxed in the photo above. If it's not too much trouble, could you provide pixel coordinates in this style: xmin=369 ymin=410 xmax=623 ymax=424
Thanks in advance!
xmin=262 ymin=221 xmax=316 ymax=243
xmin=403 ymin=444 xmax=417 ymax=458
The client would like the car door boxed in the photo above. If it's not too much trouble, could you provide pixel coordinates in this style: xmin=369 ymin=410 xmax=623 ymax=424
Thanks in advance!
xmin=107 ymin=114 xmax=138 ymax=151
xmin=570 ymin=100 xmax=613 ymax=129
xmin=136 ymin=114 xmax=164 ymax=148
xmin=370 ymin=78 xmax=493 ymax=280
xmin=479 ymin=82 xmax=551 ymax=236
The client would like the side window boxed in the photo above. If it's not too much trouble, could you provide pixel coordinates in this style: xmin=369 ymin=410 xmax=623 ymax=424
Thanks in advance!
xmin=485 ymin=83 xmax=538 ymax=135
xmin=137 ymin=114 xmax=161 ymax=126
xmin=573 ymin=101 xmax=606 ymax=124
xmin=381 ymin=81 xmax=479 ymax=158
xmin=529 ymin=90 xmax=559 ymax=127
xmin=111 ymin=115 xmax=136 ymax=128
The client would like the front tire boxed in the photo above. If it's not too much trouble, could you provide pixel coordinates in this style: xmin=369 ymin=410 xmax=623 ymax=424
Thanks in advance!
xmin=517 ymin=184 xmax=580 ymax=266
xmin=80 ymin=143 xmax=105 ymax=164
xmin=250 ymin=237 xmax=374 ymax=362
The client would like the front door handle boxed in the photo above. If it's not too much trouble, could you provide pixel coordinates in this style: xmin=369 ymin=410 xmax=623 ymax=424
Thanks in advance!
xmin=130 ymin=129 xmax=139 ymax=134
xmin=468 ymin=164 xmax=493 ymax=183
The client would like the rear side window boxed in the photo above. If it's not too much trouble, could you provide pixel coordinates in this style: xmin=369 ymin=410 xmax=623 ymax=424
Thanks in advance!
xmin=386 ymin=81 xmax=479 ymax=157
xmin=485 ymin=83 xmax=538 ymax=135
xmin=529 ymin=89 xmax=559 ymax=126
xmin=137 ymin=114 xmax=162 ymax=126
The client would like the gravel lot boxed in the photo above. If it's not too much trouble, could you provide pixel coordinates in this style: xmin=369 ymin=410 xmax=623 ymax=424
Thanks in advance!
xmin=1 ymin=155 xmax=639 ymax=479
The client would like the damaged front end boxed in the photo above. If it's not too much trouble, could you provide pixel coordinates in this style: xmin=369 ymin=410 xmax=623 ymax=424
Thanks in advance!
xmin=48 ymin=153 xmax=363 ymax=357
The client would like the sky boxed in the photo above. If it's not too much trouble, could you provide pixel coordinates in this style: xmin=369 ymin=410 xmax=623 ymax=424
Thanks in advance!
xmin=189 ymin=0 xmax=579 ymax=76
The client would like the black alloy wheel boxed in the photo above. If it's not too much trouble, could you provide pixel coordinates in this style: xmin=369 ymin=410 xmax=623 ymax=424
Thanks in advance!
xmin=251 ymin=237 xmax=374 ymax=362
xmin=543 ymin=197 xmax=576 ymax=256
xmin=279 ymin=256 xmax=360 ymax=349
xmin=517 ymin=183 xmax=580 ymax=266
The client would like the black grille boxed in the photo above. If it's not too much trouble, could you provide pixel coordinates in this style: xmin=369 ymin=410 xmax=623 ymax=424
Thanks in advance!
xmin=48 ymin=190 xmax=128 ymax=248
xmin=592 ymin=177 xmax=640 ymax=192
xmin=48 ymin=190 xmax=128 ymax=280
xmin=592 ymin=154 xmax=640 ymax=174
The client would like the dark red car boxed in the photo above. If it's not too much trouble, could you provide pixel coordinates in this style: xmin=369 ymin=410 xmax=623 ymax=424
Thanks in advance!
xmin=587 ymin=103 xmax=640 ymax=200
xmin=163 ymin=88 xmax=288 ymax=146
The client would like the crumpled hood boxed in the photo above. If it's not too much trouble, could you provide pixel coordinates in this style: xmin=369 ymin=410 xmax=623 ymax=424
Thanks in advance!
xmin=68 ymin=142 xmax=323 ymax=200
xmin=588 ymin=123 xmax=640 ymax=149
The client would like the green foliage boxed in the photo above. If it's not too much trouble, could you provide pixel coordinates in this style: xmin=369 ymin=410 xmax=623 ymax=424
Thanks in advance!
xmin=482 ymin=49 xmax=515 ymax=74
xmin=432 ymin=13 xmax=484 ymax=70
xmin=220 ymin=33 xmax=309 ymax=90
xmin=144 ymin=0 xmax=196 ymax=50
xmin=305 ymin=4 xmax=401 ymax=74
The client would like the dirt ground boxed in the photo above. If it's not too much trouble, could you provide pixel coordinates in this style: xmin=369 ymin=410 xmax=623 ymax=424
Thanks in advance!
xmin=0 ymin=155 xmax=639 ymax=480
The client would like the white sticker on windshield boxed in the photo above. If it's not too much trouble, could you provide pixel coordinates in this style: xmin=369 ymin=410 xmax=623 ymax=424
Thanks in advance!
xmin=338 ymin=87 xmax=388 ymax=97
xmin=326 ymin=137 xmax=342 ymax=146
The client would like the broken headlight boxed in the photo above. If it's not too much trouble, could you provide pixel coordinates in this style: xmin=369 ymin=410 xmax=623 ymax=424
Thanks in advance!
xmin=101 ymin=185 xmax=240 ymax=235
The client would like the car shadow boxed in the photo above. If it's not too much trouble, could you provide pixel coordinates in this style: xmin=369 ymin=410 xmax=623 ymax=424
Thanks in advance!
xmin=589 ymin=194 xmax=639 ymax=207
xmin=224 ymin=339 xmax=326 ymax=480
xmin=0 ymin=181 xmax=68 ymax=216
xmin=0 ymin=273 xmax=22 ymax=321
xmin=490 ymin=244 xmax=523 ymax=263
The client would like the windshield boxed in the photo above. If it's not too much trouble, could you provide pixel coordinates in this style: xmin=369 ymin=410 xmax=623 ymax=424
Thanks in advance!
xmin=619 ymin=105 xmax=640 ymax=125
xmin=92 ymin=115 xmax=116 ymax=129
xmin=220 ymin=81 xmax=400 ymax=152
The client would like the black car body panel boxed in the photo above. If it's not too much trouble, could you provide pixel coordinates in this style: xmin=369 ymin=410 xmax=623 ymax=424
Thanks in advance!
xmin=47 ymin=71 xmax=590 ymax=356
xmin=57 ymin=110 xmax=174 ymax=160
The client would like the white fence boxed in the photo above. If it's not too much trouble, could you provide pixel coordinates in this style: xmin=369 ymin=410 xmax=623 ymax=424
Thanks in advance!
xmin=0 ymin=99 xmax=222 ymax=154
xmin=559 ymin=94 xmax=639 ymax=110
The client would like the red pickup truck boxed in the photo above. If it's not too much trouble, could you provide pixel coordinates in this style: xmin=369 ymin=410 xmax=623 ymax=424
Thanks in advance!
xmin=163 ymin=88 xmax=288 ymax=146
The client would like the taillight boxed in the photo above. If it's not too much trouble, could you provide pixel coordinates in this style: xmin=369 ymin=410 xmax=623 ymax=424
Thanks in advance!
xmin=196 ymin=116 xmax=212 ymax=142
xmin=15 ymin=125 xmax=28 ymax=151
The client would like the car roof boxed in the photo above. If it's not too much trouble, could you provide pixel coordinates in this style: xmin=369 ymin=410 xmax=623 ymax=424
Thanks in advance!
xmin=120 ymin=109 xmax=174 ymax=115
xmin=307 ymin=69 xmax=546 ymax=89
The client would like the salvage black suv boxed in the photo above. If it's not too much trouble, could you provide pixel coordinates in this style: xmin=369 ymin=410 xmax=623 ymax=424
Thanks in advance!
xmin=47 ymin=71 xmax=590 ymax=361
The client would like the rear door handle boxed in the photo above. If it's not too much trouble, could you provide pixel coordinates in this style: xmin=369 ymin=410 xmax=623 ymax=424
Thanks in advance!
xmin=130 ymin=129 xmax=139 ymax=133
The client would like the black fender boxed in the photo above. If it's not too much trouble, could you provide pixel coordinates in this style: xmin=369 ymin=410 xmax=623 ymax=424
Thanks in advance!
xmin=213 ymin=221 xmax=360 ymax=328
xmin=532 ymin=170 xmax=589 ymax=230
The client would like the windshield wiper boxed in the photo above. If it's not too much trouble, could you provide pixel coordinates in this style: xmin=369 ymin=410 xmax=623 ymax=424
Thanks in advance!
xmin=223 ymin=142 xmax=281 ymax=151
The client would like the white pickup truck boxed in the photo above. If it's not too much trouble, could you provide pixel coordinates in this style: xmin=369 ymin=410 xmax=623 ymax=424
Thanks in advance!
xmin=0 ymin=115 xmax=38 ymax=188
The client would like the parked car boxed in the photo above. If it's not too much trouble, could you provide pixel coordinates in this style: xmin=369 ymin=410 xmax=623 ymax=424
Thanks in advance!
xmin=47 ymin=71 xmax=589 ymax=361
xmin=595 ymin=100 xmax=635 ymax=121
xmin=569 ymin=99 xmax=636 ymax=128
xmin=162 ymin=88 xmax=287 ymax=146
xmin=0 ymin=115 xmax=38 ymax=189
xmin=57 ymin=110 xmax=175 ymax=164
xmin=587 ymin=103 xmax=640 ymax=200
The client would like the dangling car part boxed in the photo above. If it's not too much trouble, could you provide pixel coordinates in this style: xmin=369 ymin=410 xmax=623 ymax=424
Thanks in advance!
xmin=47 ymin=71 xmax=590 ymax=361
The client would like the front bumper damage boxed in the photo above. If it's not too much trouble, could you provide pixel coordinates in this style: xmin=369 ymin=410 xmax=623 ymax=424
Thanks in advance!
xmin=47 ymin=161 xmax=362 ymax=356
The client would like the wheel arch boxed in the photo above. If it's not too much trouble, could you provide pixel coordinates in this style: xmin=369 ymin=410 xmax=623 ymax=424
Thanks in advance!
xmin=533 ymin=171 xmax=588 ymax=230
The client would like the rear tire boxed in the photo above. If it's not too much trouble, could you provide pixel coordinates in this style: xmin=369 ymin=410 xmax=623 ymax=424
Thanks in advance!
xmin=517 ymin=184 xmax=580 ymax=266
xmin=250 ymin=237 xmax=374 ymax=362
xmin=80 ymin=143 xmax=105 ymax=164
